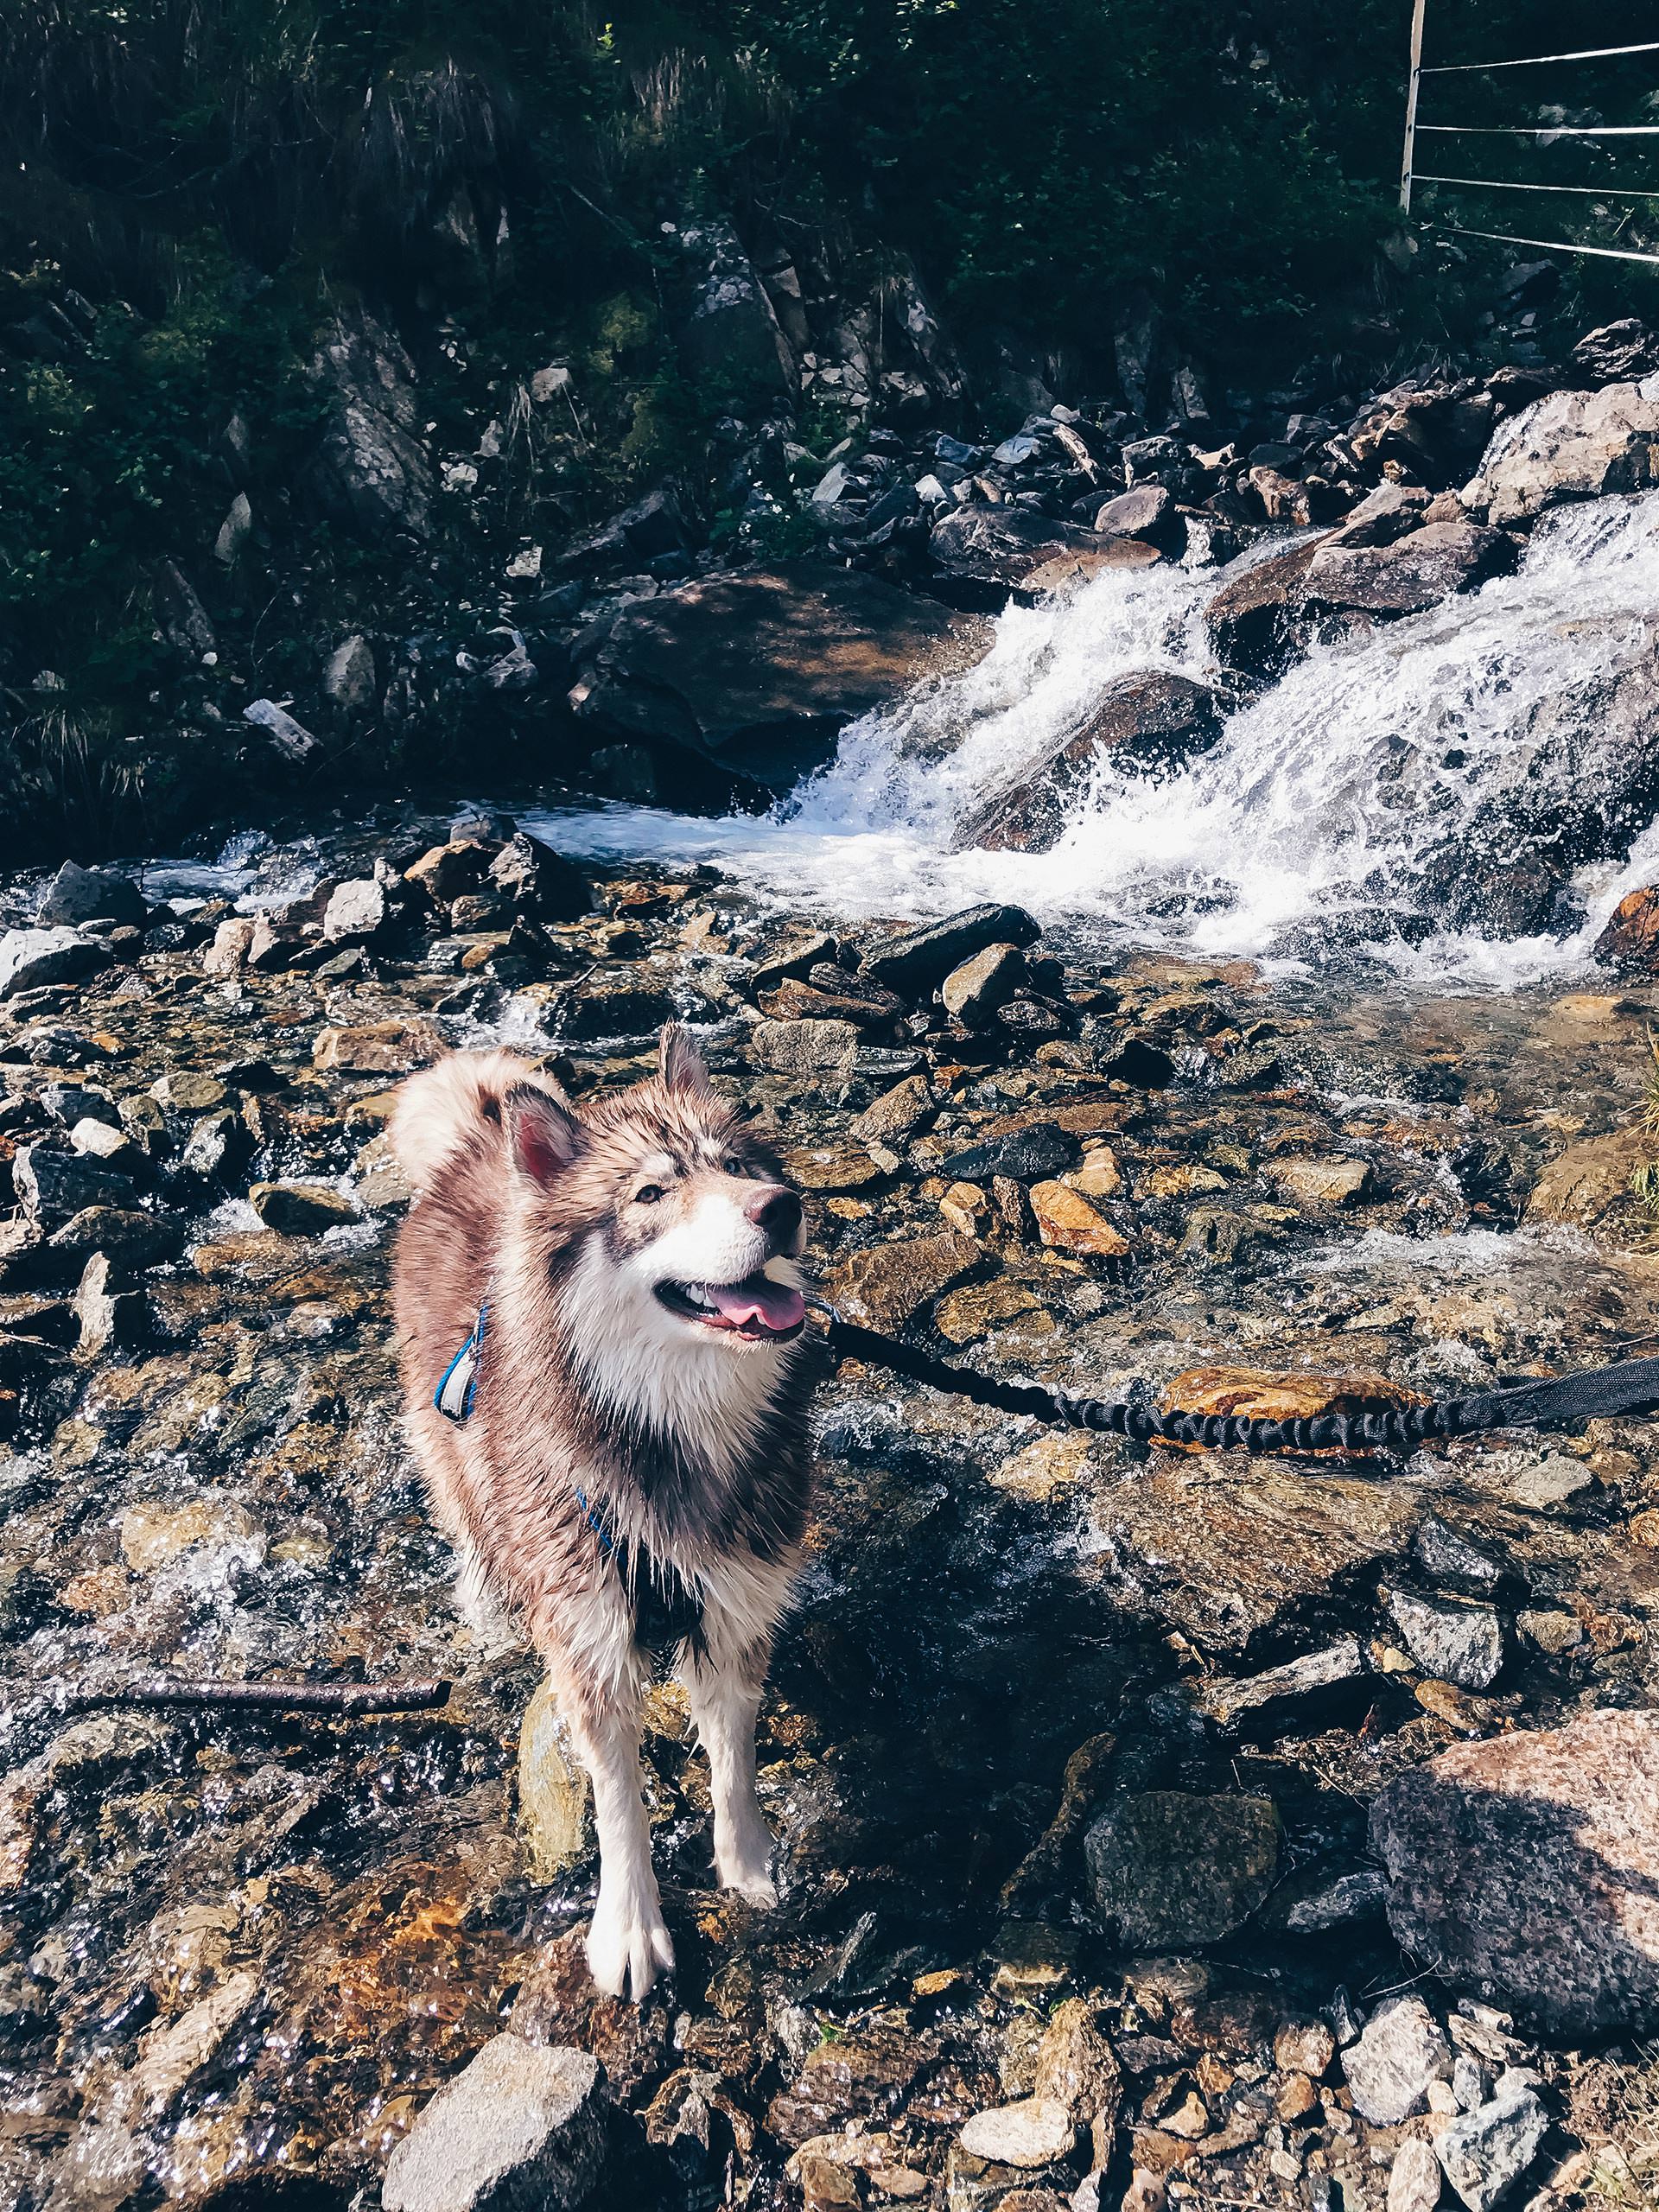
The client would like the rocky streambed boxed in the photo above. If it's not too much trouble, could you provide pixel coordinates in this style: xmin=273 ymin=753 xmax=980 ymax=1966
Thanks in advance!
xmin=4 ymin=828 xmax=1659 ymax=2212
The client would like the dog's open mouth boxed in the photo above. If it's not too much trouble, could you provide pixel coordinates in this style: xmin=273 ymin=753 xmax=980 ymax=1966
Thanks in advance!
xmin=655 ymin=1273 xmax=807 ymax=1340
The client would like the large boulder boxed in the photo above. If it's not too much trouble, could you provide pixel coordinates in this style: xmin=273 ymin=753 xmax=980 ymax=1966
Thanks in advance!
xmin=0 ymin=927 xmax=109 ymax=1001
xmin=1370 ymin=1708 xmax=1659 ymax=2037
xmin=673 ymin=218 xmax=795 ymax=398
xmin=302 ymin=309 xmax=432 ymax=540
xmin=569 ymin=566 xmax=986 ymax=791
xmin=927 ymin=505 xmax=1160 ymax=611
xmin=954 ymin=671 xmax=1230 ymax=853
xmin=1204 ymin=537 xmax=1326 ymax=680
xmin=37 ymin=860 xmax=146 ymax=931
xmin=1303 ymin=521 xmax=1516 ymax=619
xmin=860 ymin=903 xmax=1041 ymax=995
xmin=1574 ymin=321 xmax=1659 ymax=385
xmin=1463 ymin=380 xmax=1659 ymax=528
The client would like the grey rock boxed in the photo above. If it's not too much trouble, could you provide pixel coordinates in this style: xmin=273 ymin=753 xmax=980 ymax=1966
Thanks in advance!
xmin=41 ymin=1084 xmax=118 ymax=1128
xmin=748 ymin=1018 xmax=861 ymax=1078
xmin=1324 ymin=482 xmax=1432 ymax=549
xmin=1193 ymin=1637 xmax=1368 ymax=1730
xmin=321 ymin=634 xmax=378 ymax=713
xmin=302 ymin=310 xmax=433 ymax=540
xmin=674 ymin=218 xmax=796 ymax=399
xmin=571 ymin=565 xmax=983 ymax=791
xmin=47 ymin=1208 xmax=184 ymax=1273
xmin=12 ymin=1146 xmax=134 ymax=1222
xmin=1084 ymin=1790 xmax=1279 ymax=1950
xmin=559 ymin=486 xmax=689 ymax=575
xmin=1121 ymin=435 xmax=1185 ymax=486
xmin=38 ymin=861 xmax=146 ymax=931
xmin=1389 ymin=1591 xmax=1503 ymax=1690
xmin=1452 ymin=2054 xmax=1491 ymax=2112
xmin=1304 ymin=523 xmax=1516 ymax=619
xmin=1342 ymin=1996 xmax=1453 ymax=2124
xmin=1371 ymin=1707 xmax=1659 ymax=2037
xmin=1092 ymin=486 xmax=1174 ymax=544
xmin=1388 ymin=2134 xmax=1444 ymax=2212
xmin=861 ymin=904 xmax=1041 ymax=997
xmin=928 ymin=505 xmax=1157 ymax=611
xmin=381 ymin=2035 xmax=605 ymax=2212
xmin=1415 ymin=1516 xmax=1503 ymax=1590
xmin=810 ymin=461 xmax=856 ymax=511
xmin=1435 ymin=2088 xmax=1548 ymax=2212
xmin=213 ymin=489 xmax=252 ymax=564
xmin=1503 ymin=1452 xmax=1592 ymax=1509
xmin=1277 ymin=1868 xmax=1388 ymax=1933
xmin=1573 ymin=320 xmax=1659 ymax=385
xmin=939 ymin=942 xmax=1028 ymax=1025
xmin=321 ymin=878 xmax=389 ymax=943
xmin=181 ymin=1109 xmax=255 ymax=1182
xmin=73 ymin=1251 xmax=147 ymax=1359
xmin=151 ymin=557 xmax=216 ymax=655
xmin=249 ymin=1182 xmax=360 ymax=1236
xmin=487 ymin=834 xmax=592 ymax=923
xmin=243 ymin=698 xmax=320 ymax=765
xmin=0 ymin=927 xmax=110 ymax=1001
xmin=1465 ymin=381 xmax=1659 ymax=526
xmin=958 ymin=2097 xmax=1077 ymax=2168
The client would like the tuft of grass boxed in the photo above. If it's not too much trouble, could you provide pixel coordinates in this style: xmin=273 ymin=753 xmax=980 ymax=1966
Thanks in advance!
xmin=1580 ymin=2045 xmax=1659 ymax=2206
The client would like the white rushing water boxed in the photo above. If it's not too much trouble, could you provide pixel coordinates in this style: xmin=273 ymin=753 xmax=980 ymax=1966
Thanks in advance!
xmin=527 ymin=490 xmax=1659 ymax=988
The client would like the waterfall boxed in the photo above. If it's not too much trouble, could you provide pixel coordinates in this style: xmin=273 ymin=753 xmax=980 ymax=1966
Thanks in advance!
xmin=531 ymin=490 xmax=1659 ymax=989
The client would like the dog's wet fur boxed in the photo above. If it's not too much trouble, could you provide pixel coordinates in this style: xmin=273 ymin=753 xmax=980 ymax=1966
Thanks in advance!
xmin=390 ymin=1026 xmax=815 ymax=1999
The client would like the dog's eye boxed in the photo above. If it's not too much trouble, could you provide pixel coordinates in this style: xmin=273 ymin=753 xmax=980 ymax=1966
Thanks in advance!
xmin=723 ymin=1159 xmax=747 ymax=1177
xmin=633 ymin=1184 xmax=664 ymax=1205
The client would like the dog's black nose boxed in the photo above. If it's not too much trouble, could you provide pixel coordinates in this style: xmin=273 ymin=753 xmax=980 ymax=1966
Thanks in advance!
xmin=746 ymin=1185 xmax=802 ymax=1243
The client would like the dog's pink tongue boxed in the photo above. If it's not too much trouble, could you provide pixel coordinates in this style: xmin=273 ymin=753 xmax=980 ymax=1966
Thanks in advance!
xmin=706 ymin=1275 xmax=805 ymax=1333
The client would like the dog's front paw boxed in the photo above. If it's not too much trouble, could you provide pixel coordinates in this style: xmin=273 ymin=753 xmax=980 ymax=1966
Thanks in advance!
xmin=586 ymin=1896 xmax=676 ymax=2002
xmin=716 ymin=1819 xmax=779 ymax=1907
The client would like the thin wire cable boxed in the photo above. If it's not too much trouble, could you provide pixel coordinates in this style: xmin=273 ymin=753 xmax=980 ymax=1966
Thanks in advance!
xmin=1417 ymin=173 xmax=1659 ymax=198
xmin=1419 ymin=123 xmax=1659 ymax=137
xmin=1436 ymin=224 xmax=1659 ymax=267
xmin=1422 ymin=41 xmax=1659 ymax=74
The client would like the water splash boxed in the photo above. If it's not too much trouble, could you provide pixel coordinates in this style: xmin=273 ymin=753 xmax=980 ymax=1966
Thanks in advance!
xmin=531 ymin=492 xmax=1659 ymax=988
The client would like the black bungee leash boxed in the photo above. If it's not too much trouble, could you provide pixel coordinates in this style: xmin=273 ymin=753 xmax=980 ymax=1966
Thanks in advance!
xmin=817 ymin=1313 xmax=1659 ymax=1456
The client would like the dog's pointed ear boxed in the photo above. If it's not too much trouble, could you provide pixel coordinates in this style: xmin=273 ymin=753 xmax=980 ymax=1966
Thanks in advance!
xmin=505 ymin=1083 xmax=582 ymax=1185
xmin=658 ymin=1022 xmax=711 ymax=1096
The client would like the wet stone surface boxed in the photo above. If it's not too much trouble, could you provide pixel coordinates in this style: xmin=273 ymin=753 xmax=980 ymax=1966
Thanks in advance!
xmin=2 ymin=811 xmax=1659 ymax=2208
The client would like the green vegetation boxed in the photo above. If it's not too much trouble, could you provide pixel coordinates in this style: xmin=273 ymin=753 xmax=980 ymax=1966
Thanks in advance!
xmin=0 ymin=0 xmax=1650 ymax=851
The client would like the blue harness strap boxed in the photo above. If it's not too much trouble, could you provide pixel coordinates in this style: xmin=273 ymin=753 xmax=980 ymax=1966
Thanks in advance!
xmin=433 ymin=1301 xmax=488 ymax=1423
xmin=572 ymin=1484 xmax=615 ymax=1557
xmin=430 ymin=1306 xmax=700 ymax=1649
xmin=432 ymin=1304 xmax=611 ymax=1557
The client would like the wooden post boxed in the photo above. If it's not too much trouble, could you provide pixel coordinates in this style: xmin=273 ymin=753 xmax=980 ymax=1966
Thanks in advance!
xmin=1401 ymin=0 xmax=1427 ymax=212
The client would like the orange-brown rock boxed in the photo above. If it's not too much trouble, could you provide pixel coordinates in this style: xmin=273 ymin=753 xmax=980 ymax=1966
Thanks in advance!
xmin=1029 ymin=1180 xmax=1131 ymax=1258
xmin=1160 ymin=1365 xmax=1426 ymax=1454
xmin=1595 ymin=885 xmax=1659 ymax=970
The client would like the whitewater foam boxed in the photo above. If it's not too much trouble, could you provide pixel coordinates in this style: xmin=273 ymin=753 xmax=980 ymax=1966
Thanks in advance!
xmin=530 ymin=491 xmax=1659 ymax=988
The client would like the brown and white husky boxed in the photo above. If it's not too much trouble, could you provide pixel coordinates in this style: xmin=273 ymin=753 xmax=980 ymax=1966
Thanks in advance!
xmin=388 ymin=1027 xmax=815 ymax=2000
